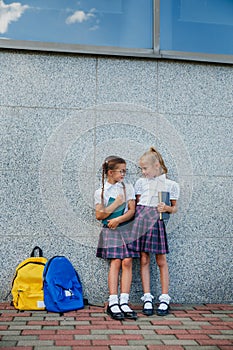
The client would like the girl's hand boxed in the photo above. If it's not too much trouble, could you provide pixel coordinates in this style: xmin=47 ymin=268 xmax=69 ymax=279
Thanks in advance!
xmin=157 ymin=202 xmax=166 ymax=213
xmin=107 ymin=218 xmax=120 ymax=229
xmin=114 ymin=194 xmax=125 ymax=207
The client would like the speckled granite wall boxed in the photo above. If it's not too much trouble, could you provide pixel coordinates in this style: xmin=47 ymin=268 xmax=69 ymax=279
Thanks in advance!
xmin=0 ymin=50 xmax=232 ymax=305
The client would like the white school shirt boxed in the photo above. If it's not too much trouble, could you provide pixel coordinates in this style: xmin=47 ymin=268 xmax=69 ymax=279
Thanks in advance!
xmin=135 ymin=174 xmax=180 ymax=207
xmin=94 ymin=181 xmax=135 ymax=212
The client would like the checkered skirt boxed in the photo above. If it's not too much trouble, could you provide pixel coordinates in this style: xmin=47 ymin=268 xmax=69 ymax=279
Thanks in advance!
xmin=128 ymin=205 xmax=169 ymax=254
xmin=96 ymin=222 xmax=140 ymax=260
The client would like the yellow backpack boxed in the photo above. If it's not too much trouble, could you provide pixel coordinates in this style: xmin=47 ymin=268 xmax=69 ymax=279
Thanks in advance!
xmin=11 ymin=246 xmax=47 ymax=310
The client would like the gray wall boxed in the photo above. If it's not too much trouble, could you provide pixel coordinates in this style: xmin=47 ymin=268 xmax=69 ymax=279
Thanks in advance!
xmin=0 ymin=49 xmax=232 ymax=305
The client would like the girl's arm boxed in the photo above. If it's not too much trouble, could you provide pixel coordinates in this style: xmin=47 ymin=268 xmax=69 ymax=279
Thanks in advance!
xmin=106 ymin=199 xmax=136 ymax=229
xmin=136 ymin=194 xmax=141 ymax=204
xmin=157 ymin=199 xmax=178 ymax=214
xmin=95 ymin=195 xmax=124 ymax=221
xmin=170 ymin=199 xmax=178 ymax=213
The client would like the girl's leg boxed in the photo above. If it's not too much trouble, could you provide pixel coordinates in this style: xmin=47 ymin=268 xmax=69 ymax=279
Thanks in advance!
xmin=108 ymin=258 xmax=121 ymax=294
xmin=119 ymin=258 xmax=137 ymax=319
xmin=140 ymin=252 xmax=154 ymax=315
xmin=156 ymin=254 xmax=171 ymax=315
xmin=108 ymin=259 xmax=123 ymax=316
xmin=120 ymin=257 xmax=132 ymax=293
xmin=140 ymin=252 xmax=151 ymax=293
xmin=156 ymin=254 xmax=169 ymax=294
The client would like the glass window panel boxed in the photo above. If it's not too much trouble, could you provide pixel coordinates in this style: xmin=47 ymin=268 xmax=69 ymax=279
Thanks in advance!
xmin=160 ymin=0 xmax=233 ymax=55
xmin=0 ymin=0 xmax=153 ymax=49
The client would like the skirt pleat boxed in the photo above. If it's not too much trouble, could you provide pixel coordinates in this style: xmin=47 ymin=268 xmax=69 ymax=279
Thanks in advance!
xmin=96 ymin=223 xmax=140 ymax=259
xmin=128 ymin=205 xmax=169 ymax=254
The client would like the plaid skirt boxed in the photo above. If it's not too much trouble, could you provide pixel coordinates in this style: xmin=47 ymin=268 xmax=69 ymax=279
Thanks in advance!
xmin=96 ymin=222 xmax=140 ymax=260
xmin=128 ymin=205 xmax=169 ymax=254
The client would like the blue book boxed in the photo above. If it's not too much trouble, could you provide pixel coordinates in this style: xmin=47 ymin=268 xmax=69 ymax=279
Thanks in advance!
xmin=102 ymin=197 xmax=126 ymax=226
xmin=159 ymin=191 xmax=170 ymax=221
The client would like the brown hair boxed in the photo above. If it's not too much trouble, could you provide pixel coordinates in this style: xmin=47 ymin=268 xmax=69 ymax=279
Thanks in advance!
xmin=101 ymin=156 xmax=126 ymax=204
xmin=140 ymin=147 xmax=168 ymax=174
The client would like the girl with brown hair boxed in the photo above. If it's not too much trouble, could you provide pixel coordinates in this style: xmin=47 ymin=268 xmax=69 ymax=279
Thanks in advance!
xmin=95 ymin=156 xmax=138 ymax=320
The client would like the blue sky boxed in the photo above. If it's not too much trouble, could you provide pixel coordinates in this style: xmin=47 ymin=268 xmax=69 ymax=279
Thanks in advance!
xmin=0 ymin=0 xmax=153 ymax=48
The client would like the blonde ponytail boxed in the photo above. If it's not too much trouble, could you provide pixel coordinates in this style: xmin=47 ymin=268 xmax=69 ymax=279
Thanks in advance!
xmin=141 ymin=147 xmax=168 ymax=174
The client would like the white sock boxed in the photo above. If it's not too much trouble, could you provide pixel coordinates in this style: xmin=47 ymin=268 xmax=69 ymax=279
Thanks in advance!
xmin=120 ymin=293 xmax=132 ymax=312
xmin=108 ymin=295 xmax=121 ymax=313
xmin=141 ymin=293 xmax=154 ymax=309
xmin=158 ymin=294 xmax=171 ymax=310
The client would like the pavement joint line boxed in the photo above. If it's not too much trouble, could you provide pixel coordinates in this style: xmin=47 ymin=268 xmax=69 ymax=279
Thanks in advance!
xmin=0 ymin=302 xmax=233 ymax=349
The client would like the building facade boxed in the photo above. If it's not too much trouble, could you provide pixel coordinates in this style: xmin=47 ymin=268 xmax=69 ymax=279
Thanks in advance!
xmin=0 ymin=1 xmax=232 ymax=304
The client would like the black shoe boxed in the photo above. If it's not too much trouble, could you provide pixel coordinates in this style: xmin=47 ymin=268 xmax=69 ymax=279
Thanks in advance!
xmin=142 ymin=300 xmax=154 ymax=316
xmin=156 ymin=301 xmax=170 ymax=316
xmin=120 ymin=303 xmax=138 ymax=320
xmin=107 ymin=304 xmax=124 ymax=320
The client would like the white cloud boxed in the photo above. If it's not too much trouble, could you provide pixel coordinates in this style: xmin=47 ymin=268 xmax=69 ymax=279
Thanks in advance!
xmin=0 ymin=0 xmax=29 ymax=34
xmin=66 ymin=8 xmax=95 ymax=25
xmin=89 ymin=25 xmax=99 ymax=31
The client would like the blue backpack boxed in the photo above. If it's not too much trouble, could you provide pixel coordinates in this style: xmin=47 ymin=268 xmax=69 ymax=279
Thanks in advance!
xmin=43 ymin=256 xmax=84 ymax=313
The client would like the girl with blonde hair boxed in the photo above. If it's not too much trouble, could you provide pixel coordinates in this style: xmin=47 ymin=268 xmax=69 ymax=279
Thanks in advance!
xmin=129 ymin=147 xmax=180 ymax=316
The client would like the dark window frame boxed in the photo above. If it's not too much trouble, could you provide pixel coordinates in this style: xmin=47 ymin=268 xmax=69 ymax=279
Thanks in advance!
xmin=0 ymin=0 xmax=232 ymax=64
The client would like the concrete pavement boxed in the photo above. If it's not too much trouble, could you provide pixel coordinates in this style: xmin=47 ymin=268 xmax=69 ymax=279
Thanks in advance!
xmin=0 ymin=302 xmax=232 ymax=349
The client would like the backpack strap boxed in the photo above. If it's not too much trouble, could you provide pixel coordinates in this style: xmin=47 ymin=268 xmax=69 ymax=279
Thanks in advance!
xmin=30 ymin=246 xmax=43 ymax=257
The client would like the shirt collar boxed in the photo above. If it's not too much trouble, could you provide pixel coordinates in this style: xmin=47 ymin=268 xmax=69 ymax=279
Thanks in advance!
xmin=148 ymin=173 xmax=166 ymax=181
xmin=158 ymin=173 xmax=166 ymax=180
xmin=105 ymin=181 xmax=123 ymax=190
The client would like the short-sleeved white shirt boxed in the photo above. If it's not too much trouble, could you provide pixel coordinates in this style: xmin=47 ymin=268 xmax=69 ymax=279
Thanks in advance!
xmin=135 ymin=174 xmax=180 ymax=207
xmin=95 ymin=181 xmax=135 ymax=212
